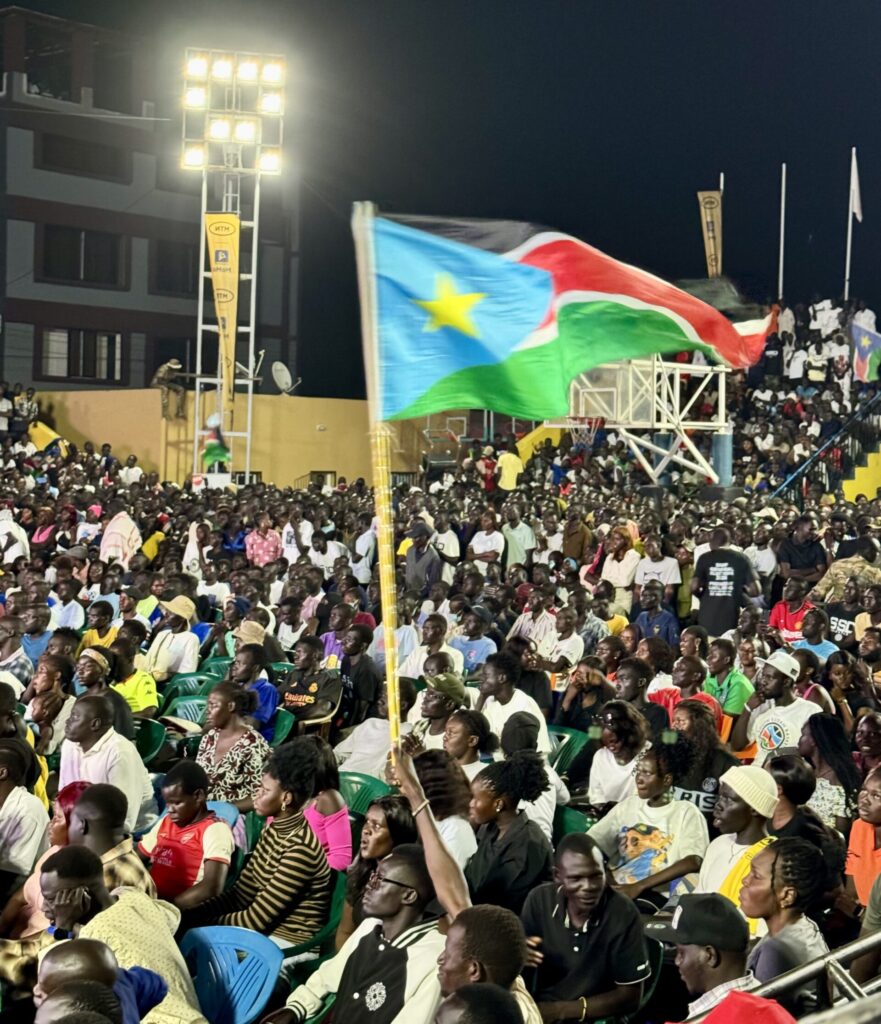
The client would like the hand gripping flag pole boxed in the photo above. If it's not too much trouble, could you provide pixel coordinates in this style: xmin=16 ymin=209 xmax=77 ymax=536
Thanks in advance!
xmin=352 ymin=201 xmax=402 ymax=759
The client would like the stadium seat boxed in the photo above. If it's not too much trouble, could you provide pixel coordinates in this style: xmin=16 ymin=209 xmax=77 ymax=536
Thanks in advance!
xmin=277 ymin=871 xmax=347 ymax=978
xmin=159 ymin=675 xmax=207 ymax=713
xmin=133 ymin=718 xmax=166 ymax=766
xmin=552 ymin=805 xmax=592 ymax=845
xmin=244 ymin=810 xmax=266 ymax=852
xmin=180 ymin=926 xmax=283 ymax=1024
xmin=207 ymin=801 xmax=240 ymax=830
xmin=200 ymin=656 xmax=233 ymax=676
xmin=548 ymin=725 xmax=589 ymax=774
xmin=162 ymin=695 xmax=208 ymax=725
xmin=198 ymin=675 xmax=225 ymax=697
xmin=339 ymin=772 xmax=393 ymax=816
xmin=270 ymin=708 xmax=296 ymax=747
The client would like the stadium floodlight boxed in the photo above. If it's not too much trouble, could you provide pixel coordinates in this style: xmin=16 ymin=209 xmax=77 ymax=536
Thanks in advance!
xmin=186 ymin=54 xmax=208 ymax=79
xmin=261 ymin=61 xmax=284 ymax=85
xmin=234 ymin=119 xmax=258 ymax=143
xmin=258 ymin=149 xmax=281 ymax=173
xmin=237 ymin=59 xmax=259 ymax=82
xmin=182 ymin=144 xmax=205 ymax=169
xmin=207 ymin=118 xmax=232 ymax=141
xmin=211 ymin=57 xmax=234 ymax=81
xmin=259 ymin=91 xmax=283 ymax=115
xmin=184 ymin=86 xmax=207 ymax=109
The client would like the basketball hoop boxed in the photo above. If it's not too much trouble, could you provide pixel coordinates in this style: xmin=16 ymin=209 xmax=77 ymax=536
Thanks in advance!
xmin=565 ymin=416 xmax=602 ymax=448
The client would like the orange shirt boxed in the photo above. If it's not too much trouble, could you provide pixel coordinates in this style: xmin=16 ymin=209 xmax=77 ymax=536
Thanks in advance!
xmin=846 ymin=818 xmax=881 ymax=904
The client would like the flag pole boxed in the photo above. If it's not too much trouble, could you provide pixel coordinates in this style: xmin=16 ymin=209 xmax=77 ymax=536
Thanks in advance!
xmin=351 ymin=201 xmax=401 ymax=759
xmin=845 ymin=147 xmax=856 ymax=301
xmin=778 ymin=162 xmax=786 ymax=297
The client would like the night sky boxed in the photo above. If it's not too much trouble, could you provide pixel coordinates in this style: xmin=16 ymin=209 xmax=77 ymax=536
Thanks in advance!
xmin=19 ymin=1 xmax=881 ymax=398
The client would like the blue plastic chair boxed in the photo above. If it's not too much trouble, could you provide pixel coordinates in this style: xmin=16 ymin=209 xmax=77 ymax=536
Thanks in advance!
xmin=180 ymin=926 xmax=283 ymax=1024
xmin=207 ymin=801 xmax=241 ymax=830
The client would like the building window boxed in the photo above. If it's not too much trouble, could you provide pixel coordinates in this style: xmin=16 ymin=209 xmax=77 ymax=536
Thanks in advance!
xmin=153 ymin=239 xmax=199 ymax=296
xmin=39 ymin=133 xmax=128 ymax=182
xmin=42 ymin=225 xmax=124 ymax=287
xmin=92 ymin=41 xmax=133 ymax=115
xmin=40 ymin=328 xmax=123 ymax=382
xmin=25 ymin=21 xmax=72 ymax=101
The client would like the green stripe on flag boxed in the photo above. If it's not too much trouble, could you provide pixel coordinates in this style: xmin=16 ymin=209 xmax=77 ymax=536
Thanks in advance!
xmin=391 ymin=300 xmax=715 ymax=421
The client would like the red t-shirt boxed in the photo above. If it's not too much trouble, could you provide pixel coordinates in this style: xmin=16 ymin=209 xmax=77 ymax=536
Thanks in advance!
xmin=768 ymin=599 xmax=815 ymax=644
xmin=138 ymin=812 xmax=234 ymax=900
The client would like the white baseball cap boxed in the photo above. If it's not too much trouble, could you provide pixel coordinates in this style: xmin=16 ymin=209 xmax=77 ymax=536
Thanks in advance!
xmin=756 ymin=649 xmax=800 ymax=682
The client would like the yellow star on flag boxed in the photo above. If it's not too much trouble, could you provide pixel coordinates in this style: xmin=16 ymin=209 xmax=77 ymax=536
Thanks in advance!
xmin=412 ymin=273 xmax=486 ymax=338
xmin=862 ymin=334 xmax=872 ymax=349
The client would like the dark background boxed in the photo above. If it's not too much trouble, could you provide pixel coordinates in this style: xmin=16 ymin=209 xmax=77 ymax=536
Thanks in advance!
xmin=17 ymin=1 xmax=881 ymax=397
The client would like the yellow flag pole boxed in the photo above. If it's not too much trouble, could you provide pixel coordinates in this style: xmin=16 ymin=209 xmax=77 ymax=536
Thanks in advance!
xmin=352 ymin=202 xmax=401 ymax=757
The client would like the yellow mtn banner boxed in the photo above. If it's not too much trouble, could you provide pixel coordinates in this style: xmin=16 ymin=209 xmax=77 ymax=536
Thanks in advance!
xmin=205 ymin=213 xmax=241 ymax=414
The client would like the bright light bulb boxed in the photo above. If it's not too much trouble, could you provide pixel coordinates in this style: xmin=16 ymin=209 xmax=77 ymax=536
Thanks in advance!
xmin=183 ymin=86 xmax=207 ymax=109
xmin=259 ymin=91 xmax=283 ymax=115
xmin=211 ymin=57 xmax=233 ymax=81
xmin=207 ymin=118 xmax=231 ymax=140
xmin=182 ymin=145 xmax=205 ymax=169
xmin=234 ymin=120 xmax=257 ymax=143
xmin=258 ymin=149 xmax=281 ymax=173
xmin=186 ymin=55 xmax=208 ymax=79
xmin=237 ymin=60 xmax=259 ymax=82
xmin=261 ymin=62 xmax=284 ymax=85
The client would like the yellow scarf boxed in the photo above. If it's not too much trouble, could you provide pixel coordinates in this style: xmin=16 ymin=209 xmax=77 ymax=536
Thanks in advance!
xmin=718 ymin=835 xmax=775 ymax=936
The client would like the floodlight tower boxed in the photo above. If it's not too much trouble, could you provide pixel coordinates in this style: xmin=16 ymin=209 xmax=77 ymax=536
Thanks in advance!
xmin=181 ymin=49 xmax=285 ymax=481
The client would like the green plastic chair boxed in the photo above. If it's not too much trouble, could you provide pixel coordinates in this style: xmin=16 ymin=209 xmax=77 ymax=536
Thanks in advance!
xmin=270 ymin=708 xmax=296 ymax=748
xmin=305 ymin=995 xmax=335 ymax=1024
xmin=198 ymin=676 xmax=227 ymax=697
xmin=162 ymin=695 xmax=208 ymax=725
xmin=552 ymin=805 xmax=593 ymax=846
xmin=244 ymin=810 xmax=267 ymax=852
xmin=279 ymin=871 xmax=347 ymax=976
xmin=548 ymin=725 xmax=589 ymax=774
xmin=199 ymin=656 xmax=233 ymax=676
xmin=339 ymin=772 xmax=393 ymax=816
xmin=271 ymin=660 xmax=294 ymax=675
xmin=134 ymin=718 xmax=167 ymax=766
xmin=159 ymin=676 xmax=206 ymax=713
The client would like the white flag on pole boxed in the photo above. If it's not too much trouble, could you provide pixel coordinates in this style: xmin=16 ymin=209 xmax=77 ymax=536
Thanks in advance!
xmin=852 ymin=148 xmax=863 ymax=223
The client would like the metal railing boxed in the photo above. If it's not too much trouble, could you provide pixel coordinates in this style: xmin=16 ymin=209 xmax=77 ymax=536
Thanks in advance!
xmin=292 ymin=471 xmax=338 ymax=491
xmin=691 ymin=928 xmax=881 ymax=1023
xmin=771 ymin=391 xmax=881 ymax=506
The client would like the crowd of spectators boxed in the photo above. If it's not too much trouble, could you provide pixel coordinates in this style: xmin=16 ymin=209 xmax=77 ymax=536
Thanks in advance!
xmin=1 ymin=297 xmax=881 ymax=1023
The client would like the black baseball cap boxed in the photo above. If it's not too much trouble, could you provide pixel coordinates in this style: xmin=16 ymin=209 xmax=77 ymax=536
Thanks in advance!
xmin=644 ymin=894 xmax=748 ymax=951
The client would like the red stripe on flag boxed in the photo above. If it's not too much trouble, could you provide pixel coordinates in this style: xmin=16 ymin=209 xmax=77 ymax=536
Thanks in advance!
xmin=515 ymin=236 xmax=766 ymax=368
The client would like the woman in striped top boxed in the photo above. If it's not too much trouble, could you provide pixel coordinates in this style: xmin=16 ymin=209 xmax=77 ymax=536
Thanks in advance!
xmin=183 ymin=738 xmax=331 ymax=945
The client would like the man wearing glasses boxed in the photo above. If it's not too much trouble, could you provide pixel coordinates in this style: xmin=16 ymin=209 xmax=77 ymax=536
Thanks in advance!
xmin=262 ymin=845 xmax=444 ymax=1024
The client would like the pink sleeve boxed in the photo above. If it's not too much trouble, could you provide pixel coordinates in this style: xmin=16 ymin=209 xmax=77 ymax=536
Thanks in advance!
xmin=303 ymin=804 xmax=353 ymax=870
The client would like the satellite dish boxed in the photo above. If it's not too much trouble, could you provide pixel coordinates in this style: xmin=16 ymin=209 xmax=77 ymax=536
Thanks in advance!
xmin=272 ymin=361 xmax=301 ymax=395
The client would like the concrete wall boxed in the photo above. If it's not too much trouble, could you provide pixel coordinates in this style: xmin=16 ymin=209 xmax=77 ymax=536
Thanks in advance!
xmin=36 ymin=388 xmax=425 ymax=484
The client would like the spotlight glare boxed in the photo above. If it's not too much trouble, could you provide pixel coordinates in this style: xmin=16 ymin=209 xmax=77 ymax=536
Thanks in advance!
xmin=234 ymin=120 xmax=258 ymax=143
xmin=259 ymin=91 xmax=283 ymax=115
xmin=258 ymin=149 xmax=281 ymax=173
xmin=207 ymin=118 xmax=231 ymax=140
xmin=182 ymin=145 xmax=205 ymax=169
xmin=211 ymin=57 xmax=234 ymax=81
xmin=184 ymin=86 xmax=207 ymax=109
xmin=261 ymin=62 xmax=284 ymax=85
xmin=186 ymin=55 xmax=208 ymax=79
xmin=237 ymin=60 xmax=259 ymax=82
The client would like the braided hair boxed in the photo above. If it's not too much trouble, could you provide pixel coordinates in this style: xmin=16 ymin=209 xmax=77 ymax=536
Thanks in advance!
xmin=475 ymin=750 xmax=549 ymax=806
xmin=767 ymin=837 xmax=827 ymax=914
xmin=804 ymin=713 xmax=862 ymax=815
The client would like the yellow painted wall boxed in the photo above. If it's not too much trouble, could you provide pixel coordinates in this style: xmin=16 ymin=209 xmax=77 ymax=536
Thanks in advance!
xmin=843 ymin=451 xmax=881 ymax=502
xmin=37 ymin=389 xmax=425 ymax=485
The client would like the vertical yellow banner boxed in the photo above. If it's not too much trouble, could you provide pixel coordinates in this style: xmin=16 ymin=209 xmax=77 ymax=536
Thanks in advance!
xmin=697 ymin=190 xmax=723 ymax=278
xmin=205 ymin=213 xmax=241 ymax=415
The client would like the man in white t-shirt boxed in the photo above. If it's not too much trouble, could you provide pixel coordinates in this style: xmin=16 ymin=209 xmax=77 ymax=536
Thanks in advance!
xmin=731 ymin=650 xmax=820 ymax=768
xmin=432 ymin=511 xmax=461 ymax=587
xmin=281 ymin=505 xmax=314 ymax=565
xmin=467 ymin=512 xmax=505 ymax=577
xmin=477 ymin=651 xmax=551 ymax=754
xmin=0 ymin=742 xmax=49 ymax=883
xmin=118 ymin=455 xmax=144 ymax=487
xmin=351 ymin=513 xmax=376 ymax=586
xmin=634 ymin=535 xmax=681 ymax=605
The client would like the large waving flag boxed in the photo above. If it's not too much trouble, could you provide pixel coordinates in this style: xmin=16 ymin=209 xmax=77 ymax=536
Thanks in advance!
xmin=851 ymin=321 xmax=881 ymax=382
xmin=365 ymin=213 xmax=768 ymax=421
